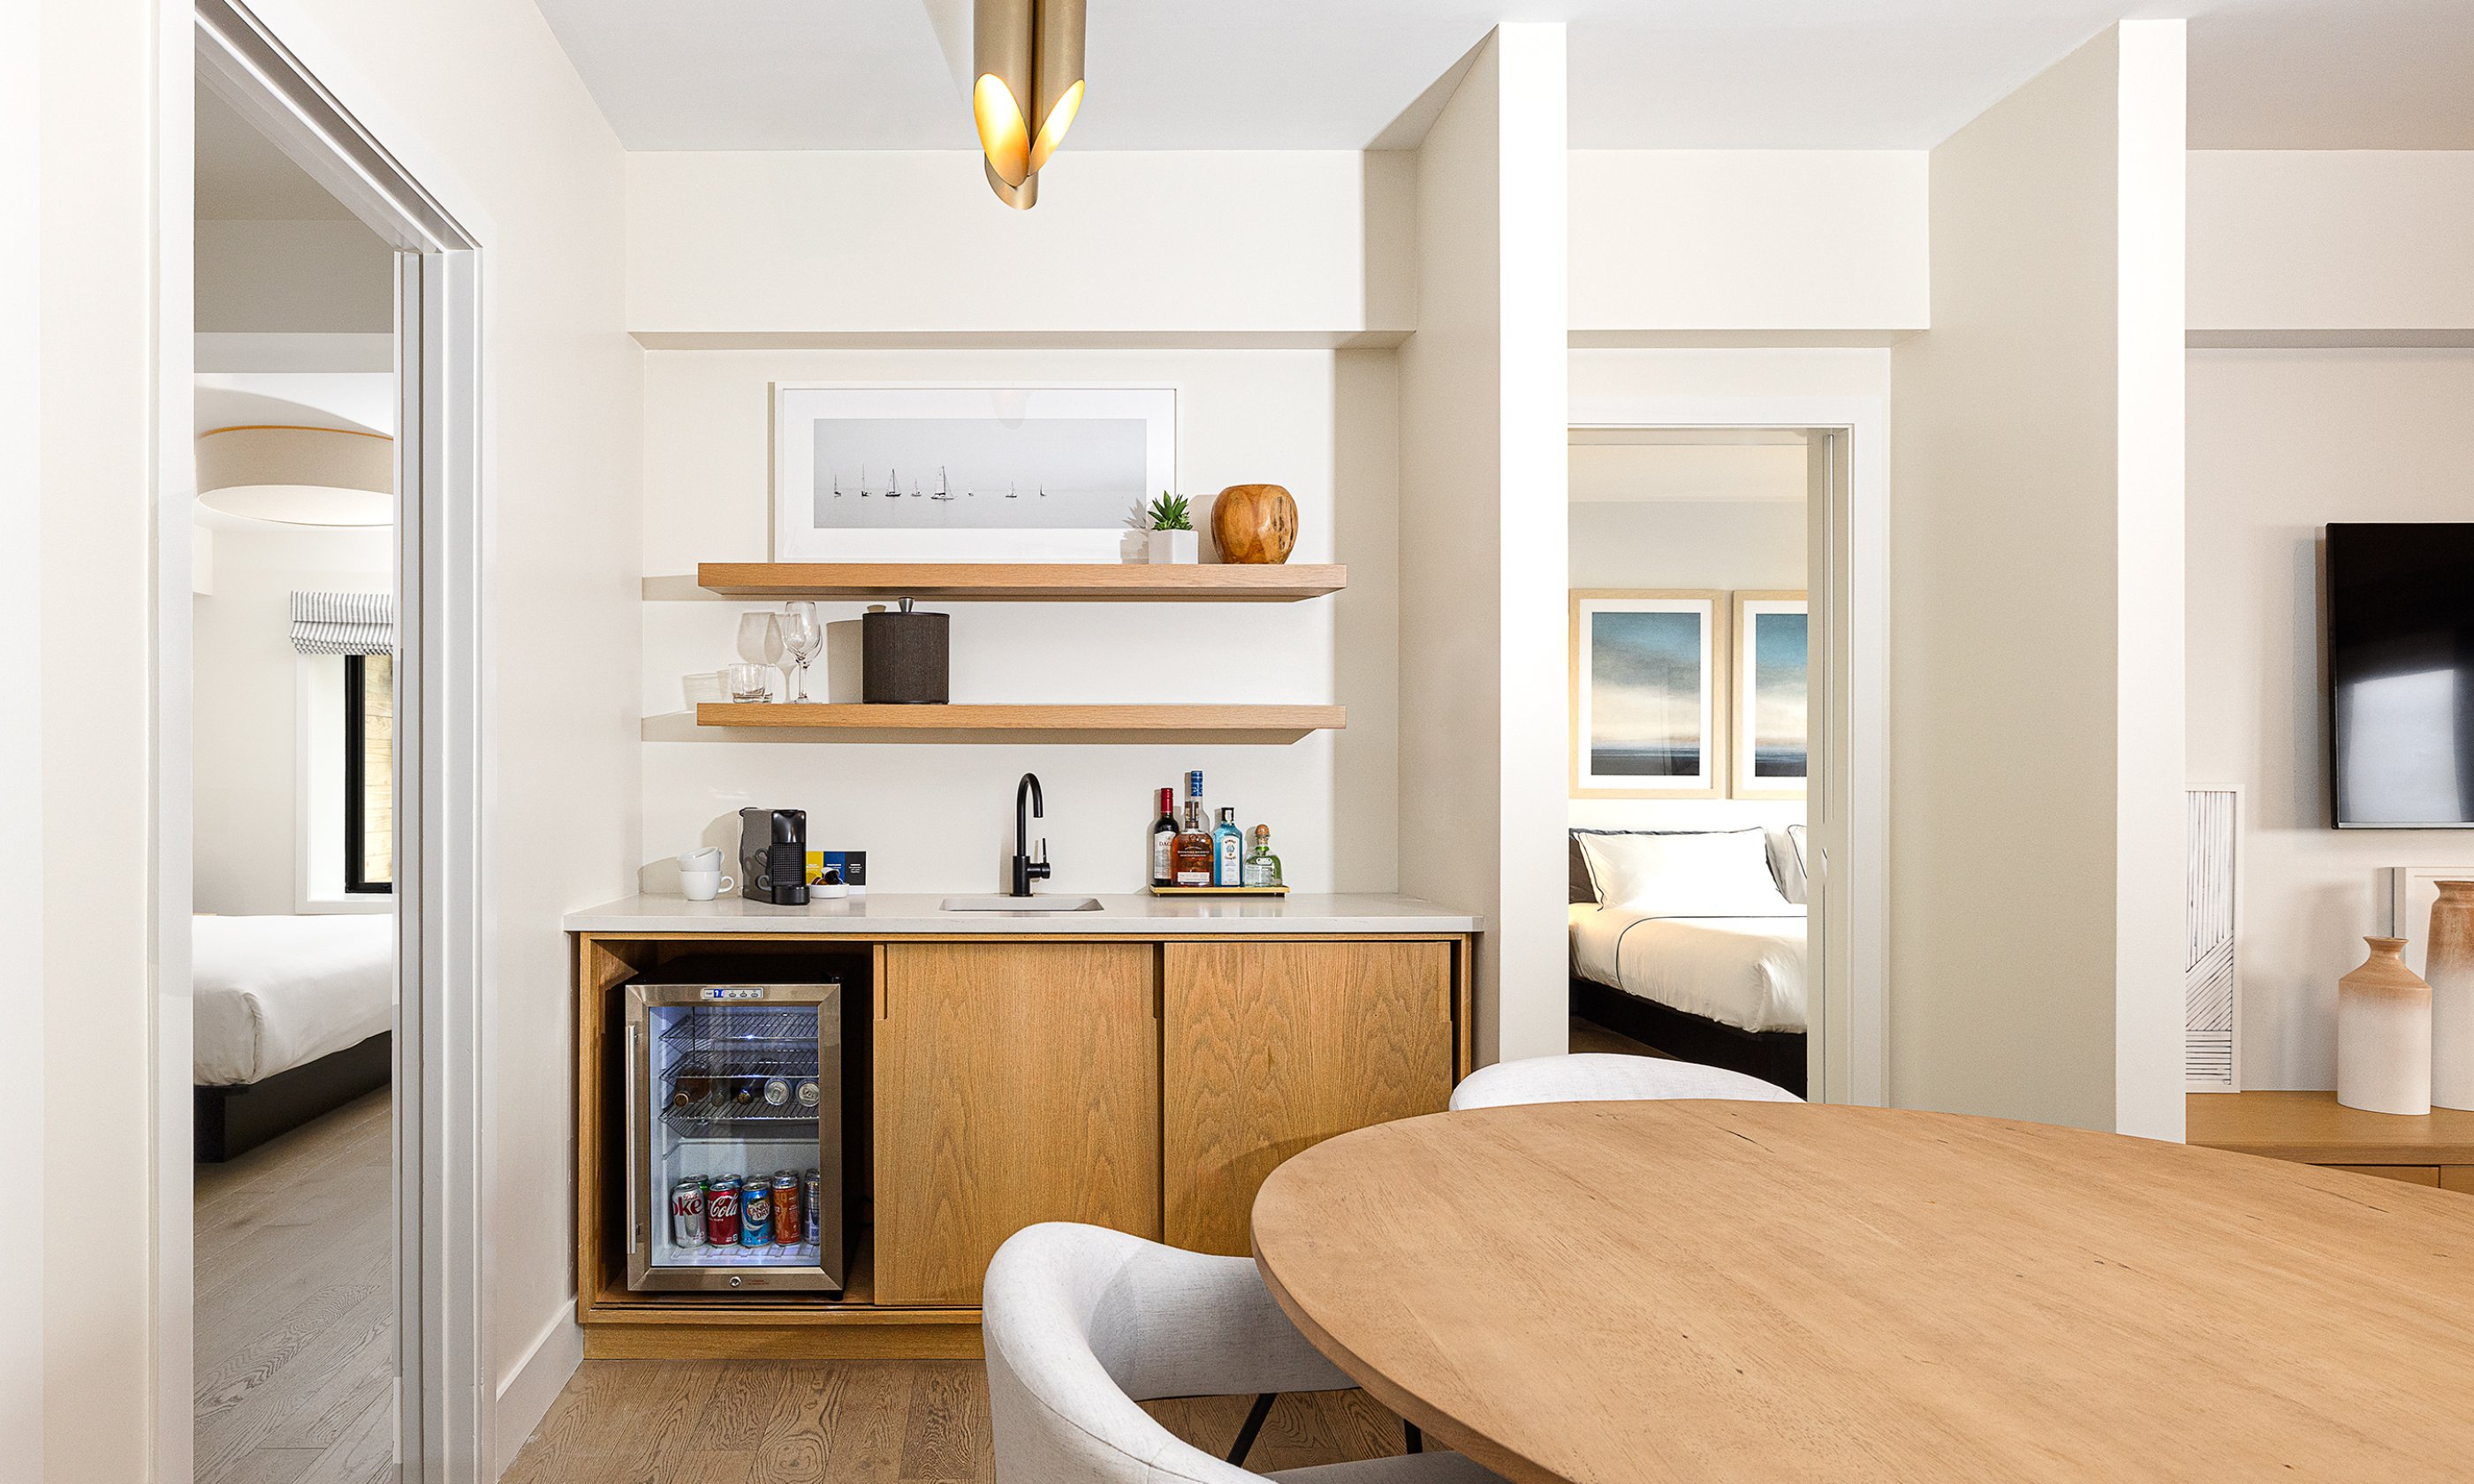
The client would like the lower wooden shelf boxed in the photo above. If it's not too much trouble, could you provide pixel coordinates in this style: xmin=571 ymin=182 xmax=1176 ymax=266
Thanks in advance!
xmin=677 ymin=702 xmax=1345 ymax=745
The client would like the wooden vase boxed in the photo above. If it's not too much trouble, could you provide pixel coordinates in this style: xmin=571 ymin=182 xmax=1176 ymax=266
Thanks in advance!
xmin=1209 ymin=483 xmax=1297 ymax=564
xmin=2428 ymin=881 xmax=2474 ymax=1110
xmin=2337 ymin=935 xmax=2432 ymax=1116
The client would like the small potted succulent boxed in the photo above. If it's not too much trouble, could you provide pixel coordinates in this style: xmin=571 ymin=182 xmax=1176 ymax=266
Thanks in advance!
xmin=1145 ymin=492 xmax=1198 ymax=564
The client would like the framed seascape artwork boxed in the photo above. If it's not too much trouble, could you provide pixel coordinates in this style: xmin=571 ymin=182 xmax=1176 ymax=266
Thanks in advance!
xmin=770 ymin=384 xmax=1176 ymax=562
xmin=1730 ymin=591 xmax=1809 ymax=799
xmin=1570 ymin=590 xmax=1727 ymax=799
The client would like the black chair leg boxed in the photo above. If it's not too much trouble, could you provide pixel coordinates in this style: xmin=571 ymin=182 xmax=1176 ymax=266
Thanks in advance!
xmin=1404 ymin=1420 xmax=1423 ymax=1454
xmin=1227 ymin=1392 xmax=1279 ymax=1466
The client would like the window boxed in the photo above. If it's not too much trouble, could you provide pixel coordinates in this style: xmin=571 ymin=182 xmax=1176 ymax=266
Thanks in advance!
xmin=345 ymin=653 xmax=393 ymax=893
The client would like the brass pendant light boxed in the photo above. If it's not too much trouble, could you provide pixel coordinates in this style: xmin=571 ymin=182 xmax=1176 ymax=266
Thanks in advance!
xmin=973 ymin=0 xmax=1085 ymax=208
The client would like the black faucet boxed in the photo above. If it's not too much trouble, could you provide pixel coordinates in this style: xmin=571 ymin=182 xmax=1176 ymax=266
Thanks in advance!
xmin=1009 ymin=772 xmax=1051 ymax=897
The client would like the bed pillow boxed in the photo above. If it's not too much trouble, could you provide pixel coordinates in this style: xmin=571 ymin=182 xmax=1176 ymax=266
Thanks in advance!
xmin=1575 ymin=827 xmax=1794 ymax=916
xmin=1570 ymin=827 xmax=1769 ymax=904
xmin=1773 ymin=825 xmax=1809 ymax=905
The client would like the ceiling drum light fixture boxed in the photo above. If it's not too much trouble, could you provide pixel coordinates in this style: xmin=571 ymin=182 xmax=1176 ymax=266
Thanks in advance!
xmin=194 ymin=424 xmax=393 ymax=526
xmin=973 ymin=0 xmax=1085 ymax=209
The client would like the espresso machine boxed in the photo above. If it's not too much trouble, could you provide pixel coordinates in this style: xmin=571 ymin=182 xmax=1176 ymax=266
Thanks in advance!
xmin=738 ymin=807 xmax=810 ymax=905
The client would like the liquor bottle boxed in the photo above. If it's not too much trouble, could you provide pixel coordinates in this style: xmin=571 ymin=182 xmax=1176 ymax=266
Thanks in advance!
xmin=1150 ymin=786 xmax=1177 ymax=889
xmin=1172 ymin=800 xmax=1214 ymax=886
xmin=1242 ymin=825 xmax=1283 ymax=888
xmin=1212 ymin=807 xmax=1243 ymax=887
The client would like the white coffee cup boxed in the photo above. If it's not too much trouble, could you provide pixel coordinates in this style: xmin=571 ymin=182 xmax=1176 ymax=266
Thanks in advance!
xmin=677 ymin=846 xmax=725 ymax=871
xmin=679 ymin=870 xmax=734 ymax=902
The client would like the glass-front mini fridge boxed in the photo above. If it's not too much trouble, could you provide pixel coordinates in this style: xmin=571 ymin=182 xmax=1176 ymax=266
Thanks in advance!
xmin=624 ymin=966 xmax=846 ymax=1292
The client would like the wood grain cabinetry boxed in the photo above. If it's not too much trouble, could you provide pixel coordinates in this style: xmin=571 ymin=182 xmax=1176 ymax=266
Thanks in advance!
xmin=2187 ymin=1093 xmax=2474 ymax=1195
xmin=1162 ymin=941 xmax=1455 ymax=1255
xmin=873 ymin=942 xmax=1162 ymax=1306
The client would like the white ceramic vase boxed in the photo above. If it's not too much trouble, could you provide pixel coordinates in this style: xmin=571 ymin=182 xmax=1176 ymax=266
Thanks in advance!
xmin=2427 ymin=881 xmax=2474 ymax=1110
xmin=1146 ymin=528 xmax=1197 ymax=564
xmin=2337 ymin=935 xmax=2432 ymax=1117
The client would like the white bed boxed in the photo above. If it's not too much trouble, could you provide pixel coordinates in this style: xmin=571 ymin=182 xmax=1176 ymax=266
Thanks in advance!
xmin=1568 ymin=902 xmax=1808 ymax=1034
xmin=194 ymin=914 xmax=395 ymax=1086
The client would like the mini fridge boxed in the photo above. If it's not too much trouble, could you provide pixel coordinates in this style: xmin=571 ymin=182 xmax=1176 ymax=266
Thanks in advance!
xmin=623 ymin=964 xmax=847 ymax=1291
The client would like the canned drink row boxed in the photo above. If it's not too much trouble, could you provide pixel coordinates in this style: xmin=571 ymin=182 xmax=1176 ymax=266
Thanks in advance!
xmin=672 ymin=1170 xmax=823 ymax=1250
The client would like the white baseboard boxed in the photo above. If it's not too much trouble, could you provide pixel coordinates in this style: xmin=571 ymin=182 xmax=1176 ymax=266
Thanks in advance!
xmin=492 ymin=1307 xmax=583 ymax=1479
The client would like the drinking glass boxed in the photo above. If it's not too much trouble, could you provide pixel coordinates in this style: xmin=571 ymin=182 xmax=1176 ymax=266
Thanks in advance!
xmin=778 ymin=602 xmax=822 ymax=703
xmin=724 ymin=663 xmax=771 ymax=702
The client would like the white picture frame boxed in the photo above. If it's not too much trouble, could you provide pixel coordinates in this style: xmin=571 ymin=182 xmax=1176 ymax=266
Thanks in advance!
xmin=2188 ymin=784 xmax=2243 ymax=1092
xmin=770 ymin=383 xmax=1177 ymax=562
xmin=1570 ymin=590 xmax=1728 ymax=799
xmin=1731 ymin=591 xmax=1809 ymax=800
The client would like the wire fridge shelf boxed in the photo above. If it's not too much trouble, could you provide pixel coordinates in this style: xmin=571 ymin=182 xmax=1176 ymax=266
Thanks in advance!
xmin=657 ymin=1004 xmax=823 ymax=1047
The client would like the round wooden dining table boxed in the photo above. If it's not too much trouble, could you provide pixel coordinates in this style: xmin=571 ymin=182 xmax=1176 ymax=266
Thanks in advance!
xmin=1249 ymin=1100 xmax=2474 ymax=1484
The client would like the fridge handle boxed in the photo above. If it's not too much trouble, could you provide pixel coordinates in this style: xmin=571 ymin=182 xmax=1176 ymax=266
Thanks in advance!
xmin=624 ymin=1020 xmax=641 ymax=1255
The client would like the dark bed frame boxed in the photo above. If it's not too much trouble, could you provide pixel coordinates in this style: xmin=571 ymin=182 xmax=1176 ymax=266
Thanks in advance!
xmin=1570 ymin=977 xmax=1807 ymax=1098
xmin=194 ymin=1031 xmax=391 ymax=1163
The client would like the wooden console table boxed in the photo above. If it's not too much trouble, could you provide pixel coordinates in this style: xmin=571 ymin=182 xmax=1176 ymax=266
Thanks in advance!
xmin=2186 ymin=1091 xmax=2474 ymax=1191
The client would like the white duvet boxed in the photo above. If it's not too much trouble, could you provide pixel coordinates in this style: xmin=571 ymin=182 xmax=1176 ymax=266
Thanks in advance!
xmin=1569 ymin=902 xmax=1808 ymax=1034
xmin=194 ymin=914 xmax=395 ymax=1086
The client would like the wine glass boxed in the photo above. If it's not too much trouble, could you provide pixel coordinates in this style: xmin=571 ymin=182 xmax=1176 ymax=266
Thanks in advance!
xmin=778 ymin=603 xmax=822 ymax=703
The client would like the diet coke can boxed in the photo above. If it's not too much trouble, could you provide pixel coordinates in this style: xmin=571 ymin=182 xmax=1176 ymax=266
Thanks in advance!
xmin=740 ymin=1176 xmax=772 ymax=1246
xmin=703 ymin=1176 xmax=740 ymax=1246
xmin=803 ymin=1172 xmax=822 ymax=1246
xmin=770 ymin=1173 xmax=801 ymax=1249
xmin=671 ymin=1177 xmax=707 ymax=1247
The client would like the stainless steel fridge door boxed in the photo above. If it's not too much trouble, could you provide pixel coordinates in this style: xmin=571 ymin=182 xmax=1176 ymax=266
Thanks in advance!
xmin=624 ymin=978 xmax=844 ymax=1292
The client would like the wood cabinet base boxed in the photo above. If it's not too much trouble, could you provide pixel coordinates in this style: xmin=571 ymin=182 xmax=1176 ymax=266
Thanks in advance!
xmin=582 ymin=1320 xmax=982 ymax=1360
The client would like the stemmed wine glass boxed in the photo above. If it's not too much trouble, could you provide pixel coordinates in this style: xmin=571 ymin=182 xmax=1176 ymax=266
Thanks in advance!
xmin=778 ymin=602 xmax=822 ymax=703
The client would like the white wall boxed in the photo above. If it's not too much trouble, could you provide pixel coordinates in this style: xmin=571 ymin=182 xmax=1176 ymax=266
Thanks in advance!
xmin=1886 ymin=22 xmax=2187 ymax=1138
xmin=194 ymin=218 xmax=392 ymax=333
xmin=2187 ymin=349 xmax=2474 ymax=1087
xmin=2189 ymin=152 xmax=2474 ymax=338
xmin=627 ymin=150 xmax=1415 ymax=339
xmin=1566 ymin=470 xmax=1808 ymax=840
xmin=192 ymin=524 xmax=391 ymax=915
xmin=1570 ymin=151 xmax=1929 ymax=337
xmin=640 ymin=346 xmax=1400 ymax=895
xmin=1396 ymin=26 xmax=1570 ymax=1066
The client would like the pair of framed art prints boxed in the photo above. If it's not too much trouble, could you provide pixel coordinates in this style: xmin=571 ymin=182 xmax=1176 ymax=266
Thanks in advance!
xmin=1570 ymin=589 xmax=1809 ymax=800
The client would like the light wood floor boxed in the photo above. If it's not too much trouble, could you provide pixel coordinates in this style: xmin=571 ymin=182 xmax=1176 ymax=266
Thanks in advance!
xmin=503 ymin=1359 xmax=1420 ymax=1484
xmin=194 ymin=1087 xmax=395 ymax=1484
xmin=1568 ymin=1012 xmax=1668 ymax=1058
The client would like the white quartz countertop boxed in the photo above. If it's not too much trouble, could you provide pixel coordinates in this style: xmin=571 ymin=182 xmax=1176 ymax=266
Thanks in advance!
xmin=563 ymin=892 xmax=1484 ymax=935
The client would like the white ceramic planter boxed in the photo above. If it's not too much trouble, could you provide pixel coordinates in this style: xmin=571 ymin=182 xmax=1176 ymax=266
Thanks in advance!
xmin=1147 ymin=528 xmax=1198 ymax=564
xmin=2337 ymin=936 xmax=2432 ymax=1116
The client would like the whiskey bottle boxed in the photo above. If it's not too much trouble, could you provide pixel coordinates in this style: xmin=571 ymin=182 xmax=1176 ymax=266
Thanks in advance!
xmin=1172 ymin=800 xmax=1214 ymax=886
xmin=1150 ymin=786 xmax=1177 ymax=889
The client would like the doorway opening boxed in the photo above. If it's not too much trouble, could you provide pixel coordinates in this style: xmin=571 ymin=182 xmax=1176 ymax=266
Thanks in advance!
xmin=1559 ymin=413 xmax=1885 ymax=1105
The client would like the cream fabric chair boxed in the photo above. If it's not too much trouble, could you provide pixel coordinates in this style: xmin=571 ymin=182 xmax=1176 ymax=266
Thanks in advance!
xmin=983 ymin=1223 xmax=1506 ymax=1484
xmin=1447 ymin=1052 xmax=1800 ymax=1111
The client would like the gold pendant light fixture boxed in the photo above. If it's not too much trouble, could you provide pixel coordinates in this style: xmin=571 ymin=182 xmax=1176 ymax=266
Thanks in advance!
xmin=973 ymin=0 xmax=1085 ymax=209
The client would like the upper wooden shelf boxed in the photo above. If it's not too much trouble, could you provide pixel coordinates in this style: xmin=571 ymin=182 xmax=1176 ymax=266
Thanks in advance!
xmin=687 ymin=702 xmax=1344 ymax=745
xmin=695 ymin=562 xmax=1347 ymax=603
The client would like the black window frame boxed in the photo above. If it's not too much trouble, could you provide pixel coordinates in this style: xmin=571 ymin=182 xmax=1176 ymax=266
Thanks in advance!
xmin=344 ymin=652 xmax=393 ymax=895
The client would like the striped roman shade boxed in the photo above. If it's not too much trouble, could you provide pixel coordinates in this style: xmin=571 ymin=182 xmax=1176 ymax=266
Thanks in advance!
xmin=290 ymin=590 xmax=394 ymax=655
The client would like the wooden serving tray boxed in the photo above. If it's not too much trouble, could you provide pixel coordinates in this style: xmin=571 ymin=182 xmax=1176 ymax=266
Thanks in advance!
xmin=1149 ymin=885 xmax=1290 ymax=897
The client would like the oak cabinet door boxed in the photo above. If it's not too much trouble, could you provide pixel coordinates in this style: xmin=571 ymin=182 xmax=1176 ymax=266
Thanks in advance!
xmin=1162 ymin=940 xmax=1454 ymax=1256
xmin=874 ymin=942 xmax=1160 ymax=1306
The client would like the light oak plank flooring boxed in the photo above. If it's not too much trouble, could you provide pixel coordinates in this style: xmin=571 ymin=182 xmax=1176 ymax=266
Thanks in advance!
xmin=503 ymin=1361 xmax=1421 ymax=1483
xmin=195 ymin=1087 xmax=394 ymax=1484
xmin=1567 ymin=1013 xmax=1671 ymax=1058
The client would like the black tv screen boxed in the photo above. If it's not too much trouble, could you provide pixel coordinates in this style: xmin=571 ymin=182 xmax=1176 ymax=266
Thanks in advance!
xmin=2328 ymin=523 xmax=2474 ymax=828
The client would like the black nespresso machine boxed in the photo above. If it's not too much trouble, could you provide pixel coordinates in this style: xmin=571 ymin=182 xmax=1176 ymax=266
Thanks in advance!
xmin=738 ymin=807 xmax=811 ymax=905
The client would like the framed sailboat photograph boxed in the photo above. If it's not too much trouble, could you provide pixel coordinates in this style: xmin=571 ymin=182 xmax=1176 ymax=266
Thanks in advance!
xmin=770 ymin=383 xmax=1176 ymax=561
xmin=1570 ymin=590 xmax=1728 ymax=799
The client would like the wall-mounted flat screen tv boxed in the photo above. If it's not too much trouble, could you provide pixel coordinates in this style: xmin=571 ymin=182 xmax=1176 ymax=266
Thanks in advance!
xmin=2328 ymin=523 xmax=2474 ymax=828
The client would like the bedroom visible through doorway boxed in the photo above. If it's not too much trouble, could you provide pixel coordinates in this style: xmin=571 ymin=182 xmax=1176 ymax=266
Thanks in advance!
xmin=1564 ymin=428 xmax=1820 ymax=1097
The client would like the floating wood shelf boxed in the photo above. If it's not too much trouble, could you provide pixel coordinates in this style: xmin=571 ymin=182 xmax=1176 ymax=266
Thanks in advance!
xmin=686 ymin=703 xmax=1345 ymax=745
xmin=695 ymin=562 xmax=1347 ymax=602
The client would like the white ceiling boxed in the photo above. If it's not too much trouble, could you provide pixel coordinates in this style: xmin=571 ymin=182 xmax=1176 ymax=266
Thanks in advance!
xmin=195 ymin=81 xmax=360 ymax=220
xmin=527 ymin=0 xmax=2474 ymax=153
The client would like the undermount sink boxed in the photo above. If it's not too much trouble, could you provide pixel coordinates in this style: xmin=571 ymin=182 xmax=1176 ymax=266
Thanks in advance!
xmin=938 ymin=895 xmax=1106 ymax=913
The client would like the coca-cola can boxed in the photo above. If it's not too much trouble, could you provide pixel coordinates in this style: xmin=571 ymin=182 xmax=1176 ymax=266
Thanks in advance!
xmin=770 ymin=1173 xmax=800 ymax=1248
xmin=671 ymin=1177 xmax=706 ymax=1247
xmin=703 ymin=1176 xmax=740 ymax=1246
xmin=803 ymin=1172 xmax=822 ymax=1246
xmin=740 ymin=1177 xmax=772 ymax=1246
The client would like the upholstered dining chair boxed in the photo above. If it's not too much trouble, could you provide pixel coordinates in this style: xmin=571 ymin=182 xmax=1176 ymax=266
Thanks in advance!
xmin=1447 ymin=1052 xmax=1801 ymax=1111
xmin=983 ymin=1223 xmax=1506 ymax=1484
